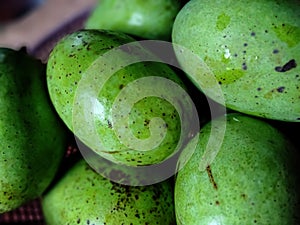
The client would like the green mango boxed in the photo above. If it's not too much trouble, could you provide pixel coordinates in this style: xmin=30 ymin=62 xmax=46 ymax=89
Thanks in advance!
xmin=0 ymin=48 xmax=67 ymax=213
xmin=47 ymin=29 xmax=196 ymax=167
xmin=42 ymin=159 xmax=176 ymax=225
xmin=175 ymin=113 xmax=300 ymax=224
xmin=46 ymin=29 xmax=136 ymax=132
xmin=85 ymin=0 xmax=182 ymax=40
xmin=172 ymin=0 xmax=300 ymax=122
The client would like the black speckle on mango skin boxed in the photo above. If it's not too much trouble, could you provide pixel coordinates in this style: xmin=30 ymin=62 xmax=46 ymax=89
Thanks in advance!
xmin=275 ymin=59 xmax=297 ymax=72
xmin=242 ymin=62 xmax=247 ymax=70
xmin=276 ymin=86 xmax=285 ymax=93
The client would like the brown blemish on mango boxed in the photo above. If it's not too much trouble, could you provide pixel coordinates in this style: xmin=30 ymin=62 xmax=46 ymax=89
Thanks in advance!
xmin=206 ymin=165 xmax=218 ymax=190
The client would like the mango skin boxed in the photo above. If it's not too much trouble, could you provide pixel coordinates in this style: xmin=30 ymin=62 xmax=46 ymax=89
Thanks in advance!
xmin=47 ymin=29 xmax=190 ymax=166
xmin=85 ymin=0 xmax=182 ymax=40
xmin=172 ymin=0 xmax=300 ymax=122
xmin=0 ymin=48 xmax=67 ymax=213
xmin=42 ymin=159 xmax=176 ymax=225
xmin=175 ymin=113 xmax=300 ymax=224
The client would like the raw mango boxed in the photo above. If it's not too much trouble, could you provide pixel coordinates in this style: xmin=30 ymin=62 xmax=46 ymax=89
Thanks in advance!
xmin=0 ymin=48 xmax=67 ymax=213
xmin=47 ymin=29 xmax=196 ymax=166
xmin=42 ymin=159 xmax=176 ymax=225
xmin=46 ymin=29 xmax=136 ymax=131
xmin=85 ymin=0 xmax=182 ymax=40
xmin=175 ymin=113 xmax=300 ymax=224
xmin=172 ymin=0 xmax=300 ymax=121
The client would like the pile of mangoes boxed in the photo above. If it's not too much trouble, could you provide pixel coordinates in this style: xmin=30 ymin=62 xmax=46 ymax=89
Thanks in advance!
xmin=0 ymin=0 xmax=299 ymax=224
